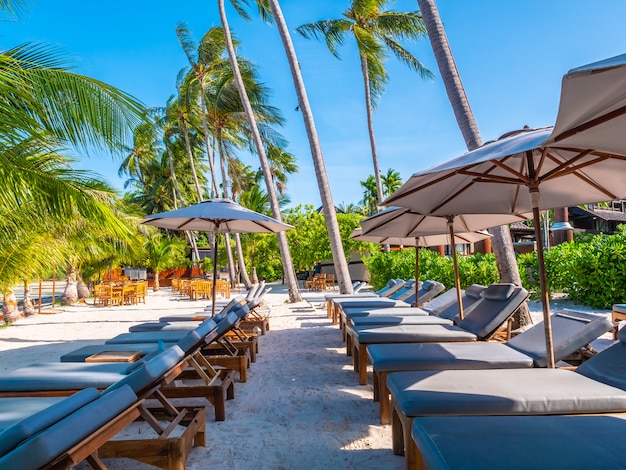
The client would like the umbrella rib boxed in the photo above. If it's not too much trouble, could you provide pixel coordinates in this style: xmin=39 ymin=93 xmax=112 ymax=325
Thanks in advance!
xmin=429 ymin=180 xmax=477 ymax=214
xmin=543 ymin=154 xmax=619 ymax=200
xmin=384 ymin=170 xmax=471 ymax=204
xmin=552 ymin=105 xmax=626 ymax=142
xmin=363 ymin=209 xmax=410 ymax=234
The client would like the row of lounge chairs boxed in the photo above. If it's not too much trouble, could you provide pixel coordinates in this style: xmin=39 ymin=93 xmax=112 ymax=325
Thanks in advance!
xmin=0 ymin=283 xmax=272 ymax=469
xmin=323 ymin=279 xmax=619 ymax=469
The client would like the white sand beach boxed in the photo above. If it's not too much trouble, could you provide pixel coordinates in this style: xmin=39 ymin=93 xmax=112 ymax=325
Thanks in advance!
xmin=0 ymin=283 xmax=616 ymax=469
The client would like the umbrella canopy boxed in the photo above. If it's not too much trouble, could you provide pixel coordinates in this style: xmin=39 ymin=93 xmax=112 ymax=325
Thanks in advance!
xmin=383 ymin=55 xmax=626 ymax=368
xmin=143 ymin=198 xmax=293 ymax=233
xmin=349 ymin=227 xmax=491 ymax=247
xmin=358 ymin=207 xmax=519 ymax=313
xmin=143 ymin=198 xmax=292 ymax=315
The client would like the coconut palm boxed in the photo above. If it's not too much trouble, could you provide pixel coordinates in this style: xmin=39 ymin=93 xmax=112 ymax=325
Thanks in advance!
xmin=217 ymin=0 xmax=303 ymax=301
xmin=416 ymin=0 xmax=530 ymax=327
xmin=245 ymin=0 xmax=352 ymax=294
xmin=297 ymin=1 xmax=431 ymax=206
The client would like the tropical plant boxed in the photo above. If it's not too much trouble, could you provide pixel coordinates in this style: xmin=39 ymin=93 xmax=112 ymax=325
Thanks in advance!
xmin=297 ymin=1 xmax=431 ymax=205
xmin=144 ymin=232 xmax=188 ymax=291
xmin=262 ymin=0 xmax=354 ymax=294
xmin=217 ymin=0 xmax=303 ymax=301
xmin=416 ymin=0 xmax=531 ymax=328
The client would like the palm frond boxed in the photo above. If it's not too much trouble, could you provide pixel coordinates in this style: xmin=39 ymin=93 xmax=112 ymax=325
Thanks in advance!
xmin=295 ymin=20 xmax=352 ymax=58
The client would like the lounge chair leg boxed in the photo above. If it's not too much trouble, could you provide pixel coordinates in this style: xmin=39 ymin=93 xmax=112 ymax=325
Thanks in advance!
xmin=85 ymin=452 xmax=107 ymax=470
xmin=373 ymin=371 xmax=379 ymax=402
xmin=391 ymin=405 xmax=404 ymax=456
xmin=379 ymin=372 xmax=392 ymax=425
xmin=358 ymin=344 xmax=368 ymax=385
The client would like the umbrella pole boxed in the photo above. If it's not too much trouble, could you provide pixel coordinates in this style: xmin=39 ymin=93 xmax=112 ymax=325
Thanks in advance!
xmin=448 ymin=219 xmax=464 ymax=320
xmin=414 ymin=239 xmax=419 ymax=307
xmin=531 ymin=190 xmax=555 ymax=368
xmin=211 ymin=231 xmax=219 ymax=317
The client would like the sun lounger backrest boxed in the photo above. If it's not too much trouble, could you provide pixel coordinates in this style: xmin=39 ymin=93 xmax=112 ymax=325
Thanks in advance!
xmin=245 ymin=284 xmax=259 ymax=300
xmin=420 ymin=288 xmax=459 ymax=316
xmin=375 ymin=279 xmax=400 ymax=296
xmin=176 ymin=330 xmax=205 ymax=353
xmin=0 ymin=385 xmax=138 ymax=470
xmin=435 ymin=285 xmax=487 ymax=321
xmin=415 ymin=281 xmax=445 ymax=306
xmin=0 ymin=388 xmax=101 ymax=458
xmin=104 ymin=346 xmax=186 ymax=396
xmin=392 ymin=281 xmax=417 ymax=300
xmin=456 ymin=283 xmax=528 ymax=340
xmin=576 ymin=329 xmax=626 ymax=391
xmin=220 ymin=295 xmax=246 ymax=313
xmin=507 ymin=310 xmax=615 ymax=367
xmin=380 ymin=280 xmax=406 ymax=298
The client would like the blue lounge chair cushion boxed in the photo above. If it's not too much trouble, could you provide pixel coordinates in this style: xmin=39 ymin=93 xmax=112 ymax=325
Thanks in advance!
xmin=576 ymin=340 xmax=626 ymax=391
xmin=350 ymin=316 xmax=453 ymax=327
xmin=455 ymin=284 xmax=528 ymax=339
xmin=613 ymin=304 xmax=626 ymax=314
xmin=506 ymin=310 xmax=614 ymax=367
xmin=482 ymin=283 xmax=516 ymax=301
xmin=411 ymin=415 xmax=626 ymax=470
xmin=0 ymin=362 xmax=137 ymax=392
xmin=354 ymin=324 xmax=478 ymax=344
xmin=0 ymin=385 xmax=137 ymax=470
xmin=0 ymin=388 xmax=100 ymax=457
xmin=387 ymin=368 xmax=626 ymax=417
xmin=367 ymin=342 xmax=533 ymax=372
xmin=105 ymin=346 xmax=185 ymax=396
xmin=433 ymin=285 xmax=486 ymax=322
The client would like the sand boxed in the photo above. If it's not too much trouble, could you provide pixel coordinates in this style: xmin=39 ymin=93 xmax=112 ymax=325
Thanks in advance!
xmin=0 ymin=283 xmax=615 ymax=469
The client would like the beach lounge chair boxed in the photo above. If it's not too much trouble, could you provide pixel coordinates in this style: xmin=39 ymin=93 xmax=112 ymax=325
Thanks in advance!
xmin=0 ymin=347 xmax=209 ymax=468
xmin=0 ymin=386 xmax=144 ymax=469
xmin=158 ymin=294 xmax=246 ymax=322
xmin=386 ymin=325 xmax=626 ymax=468
xmin=0 ymin=337 xmax=232 ymax=422
xmin=335 ymin=281 xmax=446 ymax=329
xmin=323 ymin=280 xmax=407 ymax=320
xmin=349 ymin=283 xmax=529 ymax=385
xmin=410 ymin=413 xmax=626 ymax=470
xmin=367 ymin=309 xmax=613 ymax=423
xmin=328 ymin=282 xmax=423 ymax=325
xmin=342 ymin=285 xmax=486 ymax=343
xmin=107 ymin=305 xmax=254 ymax=382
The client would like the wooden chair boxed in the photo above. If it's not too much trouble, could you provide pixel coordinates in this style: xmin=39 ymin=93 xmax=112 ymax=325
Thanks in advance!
xmin=135 ymin=281 xmax=147 ymax=304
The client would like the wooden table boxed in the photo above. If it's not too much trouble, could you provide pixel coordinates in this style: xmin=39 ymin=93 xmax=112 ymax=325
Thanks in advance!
xmin=85 ymin=350 xmax=143 ymax=362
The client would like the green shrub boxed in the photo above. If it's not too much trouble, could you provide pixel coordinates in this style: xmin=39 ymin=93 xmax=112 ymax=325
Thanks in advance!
xmin=363 ymin=249 xmax=499 ymax=291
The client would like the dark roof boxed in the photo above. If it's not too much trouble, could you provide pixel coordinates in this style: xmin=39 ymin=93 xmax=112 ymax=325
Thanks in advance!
xmin=572 ymin=207 xmax=626 ymax=222
xmin=509 ymin=221 xmax=534 ymax=232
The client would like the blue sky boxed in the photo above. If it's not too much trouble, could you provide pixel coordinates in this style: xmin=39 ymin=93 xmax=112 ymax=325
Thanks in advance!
xmin=6 ymin=1 xmax=626 ymax=209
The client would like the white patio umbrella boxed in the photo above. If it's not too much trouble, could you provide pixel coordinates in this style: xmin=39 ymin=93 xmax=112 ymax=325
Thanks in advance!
xmin=357 ymin=207 xmax=524 ymax=314
xmin=143 ymin=198 xmax=293 ymax=316
xmin=383 ymin=53 xmax=626 ymax=368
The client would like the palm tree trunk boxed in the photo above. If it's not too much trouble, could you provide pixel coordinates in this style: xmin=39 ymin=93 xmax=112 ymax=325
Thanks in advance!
xmin=60 ymin=263 xmax=78 ymax=305
xmin=360 ymin=54 xmax=384 ymax=205
xmin=216 ymin=130 xmax=240 ymax=285
xmin=266 ymin=0 xmax=354 ymax=294
xmin=233 ymin=232 xmax=253 ymax=288
xmin=154 ymin=271 xmax=160 ymax=292
xmin=199 ymin=92 xmax=221 ymax=196
xmin=416 ymin=0 xmax=531 ymax=327
xmin=179 ymin=113 xmax=204 ymax=201
xmin=167 ymin=145 xmax=201 ymax=260
xmin=218 ymin=0 xmax=302 ymax=302
xmin=22 ymin=280 xmax=35 ymax=316
xmin=2 ymin=290 xmax=19 ymax=323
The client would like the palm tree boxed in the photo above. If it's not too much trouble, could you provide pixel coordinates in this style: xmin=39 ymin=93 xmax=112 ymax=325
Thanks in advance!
xmin=144 ymin=233 xmax=188 ymax=291
xmin=360 ymin=175 xmax=379 ymax=216
xmin=297 ymin=1 xmax=431 ymax=206
xmin=260 ymin=0 xmax=354 ymax=294
xmin=381 ymin=168 xmax=402 ymax=195
xmin=416 ymin=0 xmax=531 ymax=328
xmin=217 ymin=0 xmax=302 ymax=301
xmin=0 ymin=37 xmax=147 ymax=320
